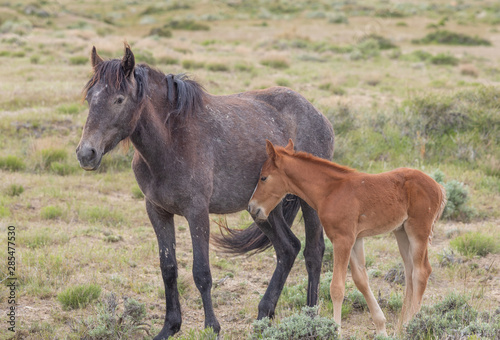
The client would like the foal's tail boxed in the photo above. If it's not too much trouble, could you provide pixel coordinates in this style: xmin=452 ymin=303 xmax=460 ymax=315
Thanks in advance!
xmin=211 ymin=195 xmax=301 ymax=255
xmin=429 ymin=184 xmax=447 ymax=244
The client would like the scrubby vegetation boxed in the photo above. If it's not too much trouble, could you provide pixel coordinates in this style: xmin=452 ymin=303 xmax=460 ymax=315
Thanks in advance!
xmin=0 ymin=0 xmax=498 ymax=338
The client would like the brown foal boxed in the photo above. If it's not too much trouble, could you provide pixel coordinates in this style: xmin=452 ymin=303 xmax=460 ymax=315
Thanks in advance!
xmin=248 ymin=140 xmax=446 ymax=335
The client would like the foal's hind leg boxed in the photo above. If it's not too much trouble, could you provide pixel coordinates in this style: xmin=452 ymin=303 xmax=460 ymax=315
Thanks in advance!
xmin=400 ymin=219 xmax=433 ymax=323
xmin=349 ymin=238 xmax=387 ymax=335
xmin=394 ymin=228 xmax=414 ymax=330
xmin=300 ymin=199 xmax=325 ymax=307
xmin=256 ymin=202 xmax=301 ymax=319
xmin=146 ymin=201 xmax=182 ymax=340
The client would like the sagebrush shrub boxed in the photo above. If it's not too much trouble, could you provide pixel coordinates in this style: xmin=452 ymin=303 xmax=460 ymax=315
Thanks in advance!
xmin=251 ymin=306 xmax=339 ymax=340
xmin=430 ymin=170 xmax=474 ymax=221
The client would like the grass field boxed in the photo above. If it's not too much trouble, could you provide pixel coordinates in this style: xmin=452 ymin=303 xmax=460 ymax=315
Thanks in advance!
xmin=0 ymin=0 xmax=499 ymax=339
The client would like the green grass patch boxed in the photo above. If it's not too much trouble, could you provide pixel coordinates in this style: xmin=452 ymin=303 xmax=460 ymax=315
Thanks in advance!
xmin=260 ymin=56 xmax=290 ymax=69
xmin=430 ymin=52 xmax=459 ymax=66
xmin=56 ymin=103 xmax=84 ymax=115
xmin=450 ymin=231 xmax=499 ymax=257
xmin=57 ymin=284 xmax=101 ymax=310
xmin=50 ymin=161 xmax=77 ymax=176
xmin=182 ymin=59 xmax=205 ymax=69
xmin=40 ymin=148 xmax=67 ymax=169
xmin=0 ymin=155 xmax=26 ymax=171
xmin=206 ymin=62 xmax=229 ymax=72
xmin=149 ymin=26 xmax=173 ymax=38
xmin=79 ymin=205 xmax=126 ymax=227
xmin=131 ymin=185 xmax=144 ymax=199
xmin=165 ymin=19 xmax=209 ymax=31
xmin=69 ymin=56 xmax=88 ymax=65
xmin=413 ymin=30 xmax=491 ymax=46
xmin=5 ymin=184 xmax=24 ymax=196
xmin=41 ymin=205 xmax=64 ymax=220
xmin=19 ymin=228 xmax=70 ymax=248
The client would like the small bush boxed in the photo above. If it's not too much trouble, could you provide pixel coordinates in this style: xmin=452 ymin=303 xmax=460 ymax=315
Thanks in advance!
xmin=0 ymin=155 xmax=26 ymax=171
xmin=57 ymin=284 xmax=101 ymax=310
xmin=182 ymin=59 xmax=205 ymax=69
xmin=5 ymin=184 xmax=24 ymax=196
xmin=206 ymin=62 xmax=229 ymax=72
xmin=158 ymin=56 xmax=179 ymax=65
xmin=83 ymin=294 xmax=150 ymax=339
xmin=387 ymin=291 xmax=403 ymax=312
xmin=165 ymin=19 xmax=209 ymax=31
xmin=328 ymin=12 xmax=348 ymax=24
xmin=430 ymin=52 xmax=459 ymax=66
xmin=450 ymin=231 xmax=498 ymax=257
xmin=431 ymin=170 xmax=474 ymax=221
xmin=149 ymin=26 xmax=172 ymax=38
xmin=260 ymin=56 xmax=290 ymax=69
xmin=405 ymin=293 xmax=499 ymax=339
xmin=413 ymin=30 xmax=491 ymax=46
xmin=41 ymin=205 xmax=63 ymax=220
xmin=234 ymin=61 xmax=254 ymax=72
xmin=344 ymin=289 xmax=368 ymax=311
xmin=358 ymin=34 xmax=397 ymax=50
xmin=251 ymin=306 xmax=339 ymax=340
xmin=69 ymin=56 xmax=88 ymax=65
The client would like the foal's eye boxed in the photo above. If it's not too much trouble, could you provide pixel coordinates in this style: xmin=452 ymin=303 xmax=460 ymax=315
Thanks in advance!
xmin=115 ymin=96 xmax=124 ymax=104
xmin=260 ymin=176 xmax=267 ymax=182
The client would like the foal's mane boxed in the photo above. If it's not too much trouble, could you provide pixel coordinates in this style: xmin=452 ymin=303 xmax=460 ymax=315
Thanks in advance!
xmin=277 ymin=146 xmax=356 ymax=174
xmin=82 ymin=59 xmax=206 ymax=122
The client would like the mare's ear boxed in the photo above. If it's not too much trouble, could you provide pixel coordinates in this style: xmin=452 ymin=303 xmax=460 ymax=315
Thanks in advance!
xmin=285 ymin=138 xmax=294 ymax=151
xmin=121 ymin=43 xmax=135 ymax=78
xmin=265 ymin=139 xmax=278 ymax=162
xmin=91 ymin=46 xmax=103 ymax=70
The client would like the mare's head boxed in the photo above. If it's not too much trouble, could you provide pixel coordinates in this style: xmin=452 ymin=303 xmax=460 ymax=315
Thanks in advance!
xmin=76 ymin=43 xmax=147 ymax=170
xmin=248 ymin=139 xmax=294 ymax=221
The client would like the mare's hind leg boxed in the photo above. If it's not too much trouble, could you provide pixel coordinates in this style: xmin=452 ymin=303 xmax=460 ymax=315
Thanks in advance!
xmin=394 ymin=228 xmax=414 ymax=329
xmin=300 ymin=199 xmax=325 ymax=307
xmin=256 ymin=201 xmax=301 ymax=319
xmin=146 ymin=201 xmax=182 ymax=340
xmin=349 ymin=238 xmax=387 ymax=335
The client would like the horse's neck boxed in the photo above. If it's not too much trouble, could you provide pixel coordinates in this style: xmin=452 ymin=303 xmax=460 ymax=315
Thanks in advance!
xmin=283 ymin=156 xmax=347 ymax=210
xmin=130 ymin=99 xmax=175 ymax=171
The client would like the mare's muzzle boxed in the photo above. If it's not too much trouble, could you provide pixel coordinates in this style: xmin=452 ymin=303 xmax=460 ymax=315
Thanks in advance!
xmin=76 ymin=144 xmax=102 ymax=171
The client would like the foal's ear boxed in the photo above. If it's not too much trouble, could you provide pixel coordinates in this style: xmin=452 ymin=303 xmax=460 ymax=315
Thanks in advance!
xmin=91 ymin=46 xmax=103 ymax=70
xmin=121 ymin=43 xmax=135 ymax=78
xmin=265 ymin=139 xmax=278 ymax=161
xmin=285 ymin=139 xmax=294 ymax=151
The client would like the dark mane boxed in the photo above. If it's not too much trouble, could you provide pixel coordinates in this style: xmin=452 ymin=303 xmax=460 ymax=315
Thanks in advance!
xmin=278 ymin=147 xmax=356 ymax=173
xmin=165 ymin=73 xmax=206 ymax=121
xmin=83 ymin=60 xmax=206 ymax=123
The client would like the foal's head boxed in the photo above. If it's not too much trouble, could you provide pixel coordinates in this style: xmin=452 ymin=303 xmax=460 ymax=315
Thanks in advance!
xmin=76 ymin=43 xmax=146 ymax=170
xmin=248 ymin=139 xmax=294 ymax=221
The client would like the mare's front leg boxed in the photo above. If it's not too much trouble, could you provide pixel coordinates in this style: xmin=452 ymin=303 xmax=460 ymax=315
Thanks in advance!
xmin=185 ymin=207 xmax=221 ymax=334
xmin=301 ymin=200 xmax=325 ymax=307
xmin=146 ymin=201 xmax=182 ymax=340
xmin=256 ymin=202 xmax=301 ymax=319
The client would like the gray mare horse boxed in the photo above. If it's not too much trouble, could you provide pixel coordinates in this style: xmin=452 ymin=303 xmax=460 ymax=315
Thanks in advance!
xmin=76 ymin=44 xmax=334 ymax=340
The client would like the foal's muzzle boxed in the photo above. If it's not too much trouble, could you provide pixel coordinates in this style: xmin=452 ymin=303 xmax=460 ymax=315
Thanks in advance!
xmin=248 ymin=201 xmax=267 ymax=222
xmin=76 ymin=144 xmax=102 ymax=171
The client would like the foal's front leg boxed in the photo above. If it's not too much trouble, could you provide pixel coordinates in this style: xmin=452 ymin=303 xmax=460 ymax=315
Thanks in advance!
xmin=146 ymin=201 xmax=182 ymax=340
xmin=328 ymin=233 xmax=355 ymax=333
xmin=185 ymin=207 xmax=220 ymax=334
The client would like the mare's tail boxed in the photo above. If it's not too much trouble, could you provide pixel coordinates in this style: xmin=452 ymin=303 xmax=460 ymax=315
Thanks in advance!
xmin=211 ymin=194 xmax=300 ymax=255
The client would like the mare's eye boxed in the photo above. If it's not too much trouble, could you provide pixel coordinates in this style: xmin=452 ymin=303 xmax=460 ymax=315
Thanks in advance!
xmin=115 ymin=96 xmax=124 ymax=104
xmin=260 ymin=176 xmax=267 ymax=182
